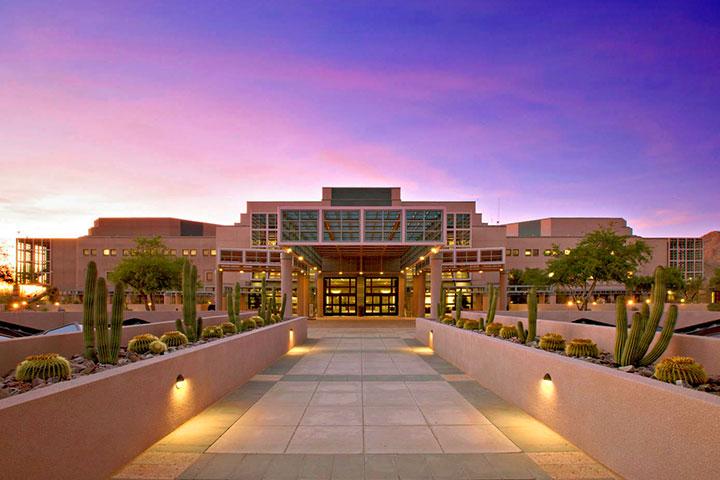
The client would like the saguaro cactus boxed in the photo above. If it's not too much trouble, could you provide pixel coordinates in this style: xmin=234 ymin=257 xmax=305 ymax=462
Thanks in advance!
xmin=176 ymin=259 xmax=199 ymax=342
xmin=233 ymin=282 xmax=242 ymax=325
xmin=82 ymin=261 xmax=98 ymax=359
xmin=279 ymin=292 xmax=287 ymax=320
xmin=437 ymin=287 xmax=447 ymax=320
xmin=227 ymin=290 xmax=235 ymax=323
xmin=454 ymin=288 xmax=463 ymax=324
xmin=516 ymin=288 xmax=537 ymax=344
xmin=96 ymin=280 xmax=125 ymax=364
xmin=615 ymin=266 xmax=677 ymax=366
xmin=486 ymin=284 xmax=498 ymax=325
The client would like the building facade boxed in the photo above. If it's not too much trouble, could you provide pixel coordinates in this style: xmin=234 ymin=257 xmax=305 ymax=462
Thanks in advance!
xmin=15 ymin=187 xmax=719 ymax=316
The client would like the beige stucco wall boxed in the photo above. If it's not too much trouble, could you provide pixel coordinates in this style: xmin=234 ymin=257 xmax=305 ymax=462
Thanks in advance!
xmin=0 ymin=316 xmax=307 ymax=480
xmin=416 ymin=319 xmax=720 ymax=480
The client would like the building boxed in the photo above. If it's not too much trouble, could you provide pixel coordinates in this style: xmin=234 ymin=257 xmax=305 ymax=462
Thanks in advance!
xmin=15 ymin=187 xmax=719 ymax=316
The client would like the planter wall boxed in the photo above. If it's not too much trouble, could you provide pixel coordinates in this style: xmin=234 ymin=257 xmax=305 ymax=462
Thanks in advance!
xmin=0 ymin=317 xmax=307 ymax=480
xmin=0 ymin=312 xmax=255 ymax=375
xmin=417 ymin=318 xmax=720 ymax=480
xmin=461 ymin=312 xmax=720 ymax=374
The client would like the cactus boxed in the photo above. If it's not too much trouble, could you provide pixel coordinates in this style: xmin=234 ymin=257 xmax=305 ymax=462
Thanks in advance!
xmin=516 ymin=321 xmax=527 ymax=343
xmin=96 ymin=279 xmax=125 ymax=364
xmin=201 ymin=325 xmax=224 ymax=339
xmin=160 ymin=331 xmax=188 ymax=347
xmin=441 ymin=317 xmax=455 ymax=325
xmin=565 ymin=338 xmax=599 ymax=358
xmin=615 ymin=266 xmax=676 ymax=367
xmin=485 ymin=322 xmax=503 ymax=336
xmin=478 ymin=316 xmax=486 ymax=331
xmin=251 ymin=314 xmax=265 ymax=327
xmin=227 ymin=290 xmax=234 ymax=324
xmin=454 ymin=288 xmax=463 ymax=324
xmin=279 ymin=292 xmax=287 ymax=320
xmin=82 ymin=261 xmax=98 ymax=360
xmin=437 ymin=287 xmax=447 ymax=320
xmin=241 ymin=318 xmax=257 ymax=331
xmin=462 ymin=319 xmax=479 ymax=330
xmin=539 ymin=333 xmax=565 ymax=351
xmin=499 ymin=325 xmax=518 ymax=339
xmin=177 ymin=259 xmax=199 ymax=342
xmin=15 ymin=353 xmax=71 ymax=382
xmin=527 ymin=288 xmax=537 ymax=343
xmin=455 ymin=318 xmax=465 ymax=328
xmin=128 ymin=333 xmax=160 ymax=354
xmin=232 ymin=282 xmax=242 ymax=327
xmin=486 ymin=284 xmax=497 ymax=325
xmin=221 ymin=321 xmax=237 ymax=335
xmin=654 ymin=356 xmax=708 ymax=386
xmin=149 ymin=340 xmax=168 ymax=354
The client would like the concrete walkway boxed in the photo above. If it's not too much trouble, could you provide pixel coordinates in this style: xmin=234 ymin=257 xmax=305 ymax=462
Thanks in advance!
xmin=114 ymin=324 xmax=618 ymax=480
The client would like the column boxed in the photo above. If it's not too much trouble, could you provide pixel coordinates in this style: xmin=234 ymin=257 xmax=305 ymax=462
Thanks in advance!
xmin=397 ymin=275 xmax=406 ymax=317
xmin=280 ymin=252 xmax=293 ymax=319
xmin=315 ymin=272 xmax=324 ymax=318
xmin=499 ymin=270 xmax=508 ymax=311
xmin=298 ymin=273 xmax=310 ymax=316
xmin=473 ymin=292 xmax=483 ymax=311
xmin=430 ymin=255 xmax=442 ymax=319
xmin=214 ymin=268 xmax=223 ymax=310
xmin=412 ymin=272 xmax=426 ymax=317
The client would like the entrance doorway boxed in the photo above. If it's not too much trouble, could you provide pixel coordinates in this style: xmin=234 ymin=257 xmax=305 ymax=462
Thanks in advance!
xmin=364 ymin=277 xmax=398 ymax=315
xmin=323 ymin=277 xmax=357 ymax=315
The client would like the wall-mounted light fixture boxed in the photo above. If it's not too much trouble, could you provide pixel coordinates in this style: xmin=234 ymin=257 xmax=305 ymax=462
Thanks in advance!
xmin=543 ymin=373 xmax=552 ymax=383
xmin=175 ymin=374 xmax=186 ymax=390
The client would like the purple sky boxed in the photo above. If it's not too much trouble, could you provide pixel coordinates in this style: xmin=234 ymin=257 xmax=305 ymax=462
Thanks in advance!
xmin=1 ymin=0 xmax=719 ymax=241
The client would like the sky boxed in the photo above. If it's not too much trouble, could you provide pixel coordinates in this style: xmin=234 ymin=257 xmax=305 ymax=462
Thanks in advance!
xmin=1 ymin=0 xmax=719 ymax=247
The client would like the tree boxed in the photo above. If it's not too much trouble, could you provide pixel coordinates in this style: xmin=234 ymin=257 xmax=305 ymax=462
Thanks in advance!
xmin=683 ymin=276 xmax=703 ymax=303
xmin=0 ymin=243 xmax=13 ymax=284
xmin=109 ymin=237 xmax=184 ymax=310
xmin=508 ymin=268 xmax=550 ymax=287
xmin=547 ymin=228 xmax=652 ymax=310
xmin=709 ymin=268 xmax=720 ymax=291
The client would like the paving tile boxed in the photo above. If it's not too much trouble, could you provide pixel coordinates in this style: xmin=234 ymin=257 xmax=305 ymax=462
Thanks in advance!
xmin=364 ymin=426 xmax=442 ymax=454
xmin=207 ymin=426 xmax=295 ymax=454
xmin=181 ymin=453 xmax=244 ymax=479
xmin=363 ymin=382 xmax=416 ymax=406
xmin=537 ymin=463 xmax=619 ymax=480
xmin=263 ymin=454 xmax=305 ymax=479
xmin=363 ymin=405 xmax=426 ymax=425
xmin=113 ymin=461 xmax=193 ymax=479
xmin=310 ymin=391 xmax=363 ymax=407
xmin=230 ymin=454 xmax=275 ymax=480
xmin=364 ymin=454 xmax=398 ymax=479
xmin=394 ymin=454 xmax=432 ymax=479
xmin=286 ymin=426 xmax=364 ymax=454
xmin=301 ymin=406 xmax=364 ymax=426
xmin=497 ymin=425 xmax=576 ymax=453
xmin=331 ymin=454 xmax=365 ymax=480
xmin=299 ymin=454 xmax=334 ymax=480
xmin=418 ymin=404 xmax=490 ymax=426
xmin=424 ymin=454 xmax=468 ymax=479
xmin=237 ymin=404 xmax=307 ymax=426
xmin=431 ymin=425 xmax=521 ymax=453
xmin=316 ymin=382 xmax=362 ymax=393
xmin=484 ymin=453 xmax=551 ymax=480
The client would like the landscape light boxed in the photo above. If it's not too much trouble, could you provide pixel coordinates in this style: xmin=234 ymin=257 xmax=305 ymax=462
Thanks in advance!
xmin=431 ymin=247 xmax=439 ymax=254
xmin=627 ymin=299 xmax=634 ymax=306
xmin=175 ymin=374 xmax=185 ymax=390
xmin=680 ymin=299 xmax=686 ymax=303
xmin=645 ymin=299 xmax=651 ymax=304
xmin=359 ymin=271 xmax=364 ymax=275
xmin=339 ymin=271 xmax=343 ymax=275
xmin=21 ymin=301 xmax=27 ymax=306
xmin=54 ymin=302 xmax=60 ymax=306
xmin=567 ymin=301 xmax=573 ymax=306
xmin=285 ymin=247 xmax=292 ymax=254
xmin=379 ymin=271 xmax=384 ymax=275
xmin=298 ymin=256 xmax=304 ymax=261
xmin=419 ymin=256 xmax=425 ymax=261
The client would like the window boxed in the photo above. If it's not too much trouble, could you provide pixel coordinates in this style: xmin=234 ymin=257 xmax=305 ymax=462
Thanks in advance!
xmin=506 ymin=248 xmax=512 ymax=257
xmin=512 ymin=249 xmax=519 ymax=256
xmin=211 ymin=249 xmax=216 ymax=256
xmin=446 ymin=213 xmax=470 ymax=246
xmin=479 ymin=249 xmax=503 ymax=262
xmin=281 ymin=210 xmax=319 ymax=242
xmin=169 ymin=249 xmax=176 ymax=256
xmin=406 ymin=209 xmax=442 ymax=242
xmin=83 ymin=249 xmax=91 ymax=256
xmin=543 ymin=249 xmax=552 ymax=256
xmin=564 ymin=249 xmax=571 ymax=255
xmin=122 ymin=249 xmax=131 ymax=256
xmin=524 ymin=249 xmax=532 ymax=256
xmin=220 ymin=250 xmax=242 ymax=262
xmin=203 ymin=249 xmax=210 ymax=256
xmin=182 ymin=249 xmax=190 ymax=256
xmin=91 ymin=249 xmax=97 ymax=256
xmin=103 ymin=249 xmax=111 ymax=256
xmin=364 ymin=209 xmax=402 ymax=241
xmin=323 ymin=210 xmax=361 ymax=241
xmin=190 ymin=249 xmax=197 ymax=256
xmin=533 ymin=249 xmax=539 ymax=256
xmin=252 ymin=213 xmax=279 ymax=246
xmin=205 ymin=271 xmax=213 ymax=282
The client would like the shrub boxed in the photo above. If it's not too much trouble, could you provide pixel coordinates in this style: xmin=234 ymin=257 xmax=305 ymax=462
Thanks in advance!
xmin=202 ymin=325 xmax=224 ymax=339
xmin=270 ymin=313 xmax=281 ymax=324
xmin=463 ymin=319 xmax=479 ymax=330
xmin=221 ymin=321 xmax=238 ymax=335
xmin=654 ymin=356 xmax=708 ymax=386
xmin=565 ymin=338 xmax=599 ymax=358
xmin=708 ymin=303 xmax=720 ymax=312
xmin=149 ymin=340 xmax=168 ymax=354
xmin=499 ymin=325 xmax=518 ymax=339
xmin=128 ymin=334 xmax=160 ymax=354
xmin=15 ymin=353 xmax=71 ymax=382
xmin=160 ymin=331 xmax=189 ymax=347
xmin=441 ymin=317 xmax=454 ymax=325
xmin=539 ymin=333 xmax=565 ymax=351
xmin=485 ymin=322 xmax=503 ymax=336
xmin=455 ymin=318 xmax=466 ymax=329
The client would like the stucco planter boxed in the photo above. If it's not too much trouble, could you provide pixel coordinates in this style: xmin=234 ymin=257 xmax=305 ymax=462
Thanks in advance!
xmin=0 ymin=317 xmax=307 ymax=480
xmin=416 ymin=318 xmax=720 ymax=480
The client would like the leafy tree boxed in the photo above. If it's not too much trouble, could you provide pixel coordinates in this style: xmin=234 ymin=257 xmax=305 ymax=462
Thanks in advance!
xmin=683 ymin=276 xmax=703 ymax=303
xmin=709 ymin=268 xmax=720 ymax=291
xmin=109 ymin=237 xmax=184 ymax=310
xmin=547 ymin=228 xmax=652 ymax=310
xmin=0 ymin=264 xmax=12 ymax=284
xmin=508 ymin=268 xmax=550 ymax=287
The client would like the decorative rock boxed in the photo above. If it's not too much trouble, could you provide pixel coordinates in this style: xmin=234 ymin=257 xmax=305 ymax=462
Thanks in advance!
xmin=31 ymin=377 xmax=45 ymax=387
xmin=618 ymin=365 xmax=635 ymax=373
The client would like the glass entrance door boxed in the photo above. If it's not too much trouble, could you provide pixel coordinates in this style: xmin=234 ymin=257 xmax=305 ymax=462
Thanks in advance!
xmin=323 ymin=277 xmax=357 ymax=315
xmin=364 ymin=277 xmax=398 ymax=315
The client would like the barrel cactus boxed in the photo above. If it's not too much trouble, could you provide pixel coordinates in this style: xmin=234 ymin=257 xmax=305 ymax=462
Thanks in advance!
xmin=455 ymin=318 xmax=465 ymax=329
xmin=485 ymin=322 xmax=503 ymax=336
xmin=462 ymin=319 xmax=479 ymax=330
xmin=654 ymin=356 xmax=708 ymax=386
xmin=241 ymin=318 xmax=257 ymax=331
xmin=201 ymin=325 xmax=224 ymax=339
xmin=539 ymin=333 xmax=565 ymax=351
xmin=441 ymin=317 xmax=455 ymax=325
xmin=128 ymin=333 xmax=160 ymax=354
xmin=149 ymin=340 xmax=168 ymax=355
xmin=221 ymin=321 xmax=238 ymax=335
xmin=160 ymin=331 xmax=189 ymax=347
xmin=565 ymin=338 xmax=599 ymax=358
xmin=251 ymin=315 xmax=265 ymax=327
xmin=15 ymin=353 xmax=72 ymax=382
xmin=499 ymin=325 xmax=518 ymax=339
